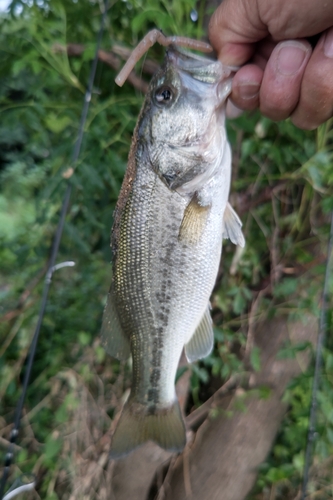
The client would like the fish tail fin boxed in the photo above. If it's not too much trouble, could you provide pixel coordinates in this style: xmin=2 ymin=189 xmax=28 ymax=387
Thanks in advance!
xmin=110 ymin=399 xmax=186 ymax=459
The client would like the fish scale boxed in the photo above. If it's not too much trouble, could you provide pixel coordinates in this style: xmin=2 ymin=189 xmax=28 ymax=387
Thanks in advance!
xmin=101 ymin=45 xmax=245 ymax=457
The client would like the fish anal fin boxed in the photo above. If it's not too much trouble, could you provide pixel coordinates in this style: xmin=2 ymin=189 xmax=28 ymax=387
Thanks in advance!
xmin=179 ymin=194 xmax=210 ymax=245
xmin=110 ymin=399 xmax=186 ymax=459
xmin=101 ymin=291 xmax=130 ymax=360
xmin=223 ymin=202 xmax=245 ymax=247
xmin=185 ymin=306 xmax=214 ymax=363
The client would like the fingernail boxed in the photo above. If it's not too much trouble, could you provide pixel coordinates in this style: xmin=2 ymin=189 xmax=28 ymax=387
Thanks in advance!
xmin=324 ymin=27 xmax=333 ymax=58
xmin=226 ymin=100 xmax=243 ymax=119
xmin=277 ymin=41 xmax=308 ymax=76
xmin=237 ymin=82 xmax=260 ymax=100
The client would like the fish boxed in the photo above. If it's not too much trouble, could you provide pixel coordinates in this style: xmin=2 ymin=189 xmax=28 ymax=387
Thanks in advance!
xmin=101 ymin=45 xmax=245 ymax=458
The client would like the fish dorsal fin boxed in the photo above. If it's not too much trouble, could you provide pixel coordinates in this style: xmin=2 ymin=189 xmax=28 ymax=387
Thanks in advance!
xmin=185 ymin=306 xmax=214 ymax=363
xmin=179 ymin=194 xmax=210 ymax=245
xmin=223 ymin=202 xmax=245 ymax=247
xmin=101 ymin=291 xmax=130 ymax=360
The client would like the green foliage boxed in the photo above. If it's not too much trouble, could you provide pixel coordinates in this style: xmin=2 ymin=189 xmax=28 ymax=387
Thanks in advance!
xmin=0 ymin=0 xmax=333 ymax=499
xmin=0 ymin=1 xmax=212 ymax=497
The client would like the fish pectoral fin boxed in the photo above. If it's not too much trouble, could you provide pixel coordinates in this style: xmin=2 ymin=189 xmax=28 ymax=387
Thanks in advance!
xmin=110 ymin=399 xmax=186 ymax=459
xmin=185 ymin=306 xmax=214 ymax=363
xmin=222 ymin=202 xmax=245 ymax=247
xmin=179 ymin=194 xmax=210 ymax=245
xmin=100 ymin=291 xmax=130 ymax=360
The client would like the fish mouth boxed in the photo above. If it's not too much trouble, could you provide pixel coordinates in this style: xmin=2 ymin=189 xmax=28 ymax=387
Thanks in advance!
xmin=166 ymin=46 xmax=235 ymax=84
xmin=165 ymin=46 xmax=234 ymax=107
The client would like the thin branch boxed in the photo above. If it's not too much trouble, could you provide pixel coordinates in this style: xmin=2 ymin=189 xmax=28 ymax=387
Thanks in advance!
xmin=231 ymin=180 xmax=287 ymax=216
xmin=53 ymin=43 xmax=150 ymax=92
xmin=186 ymin=373 xmax=250 ymax=431
xmin=0 ymin=265 xmax=47 ymax=323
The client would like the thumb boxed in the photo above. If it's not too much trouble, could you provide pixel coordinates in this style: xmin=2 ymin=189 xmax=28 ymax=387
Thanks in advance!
xmin=209 ymin=0 xmax=269 ymax=66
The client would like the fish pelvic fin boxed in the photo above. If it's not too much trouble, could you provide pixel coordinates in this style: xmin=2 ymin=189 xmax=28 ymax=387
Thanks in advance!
xmin=222 ymin=202 xmax=245 ymax=247
xmin=110 ymin=399 xmax=186 ymax=459
xmin=179 ymin=193 xmax=210 ymax=245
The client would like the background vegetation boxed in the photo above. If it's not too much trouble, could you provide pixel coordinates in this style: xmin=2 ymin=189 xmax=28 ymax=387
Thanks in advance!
xmin=0 ymin=0 xmax=332 ymax=498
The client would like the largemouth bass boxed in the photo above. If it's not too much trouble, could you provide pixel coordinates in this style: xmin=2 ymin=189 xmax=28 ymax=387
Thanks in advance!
xmin=101 ymin=46 xmax=245 ymax=458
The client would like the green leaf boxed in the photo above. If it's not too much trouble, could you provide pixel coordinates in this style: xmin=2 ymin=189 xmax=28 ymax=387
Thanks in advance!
xmin=45 ymin=112 xmax=72 ymax=133
xmin=131 ymin=10 xmax=175 ymax=33
xmin=273 ymin=278 xmax=297 ymax=299
xmin=250 ymin=346 xmax=261 ymax=372
xmin=78 ymin=331 xmax=91 ymax=346
xmin=191 ymin=364 xmax=209 ymax=384
xmin=45 ymin=437 xmax=62 ymax=460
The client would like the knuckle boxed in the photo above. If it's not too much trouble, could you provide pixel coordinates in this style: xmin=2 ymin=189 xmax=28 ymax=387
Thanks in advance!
xmin=260 ymin=92 xmax=295 ymax=121
xmin=232 ymin=93 xmax=259 ymax=111
xmin=290 ymin=115 xmax=319 ymax=131
xmin=260 ymin=76 xmax=301 ymax=120
xmin=292 ymin=83 xmax=333 ymax=130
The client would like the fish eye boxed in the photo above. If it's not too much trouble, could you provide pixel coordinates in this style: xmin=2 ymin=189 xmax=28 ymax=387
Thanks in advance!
xmin=154 ymin=86 xmax=173 ymax=105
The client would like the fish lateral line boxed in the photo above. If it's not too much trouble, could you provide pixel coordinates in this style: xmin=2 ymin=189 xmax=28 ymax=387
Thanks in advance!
xmin=115 ymin=29 xmax=213 ymax=87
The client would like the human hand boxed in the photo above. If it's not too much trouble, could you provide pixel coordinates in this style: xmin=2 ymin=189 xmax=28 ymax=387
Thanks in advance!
xmin=209 ymin=0 xmax=333 ymax=129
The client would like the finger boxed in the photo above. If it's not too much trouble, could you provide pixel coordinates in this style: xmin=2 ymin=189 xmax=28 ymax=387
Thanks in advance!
xmin=226 ymin=38 xmax=276 ymax=112
xmin=226 ymin=100 xmax=244 ymax=119
xmin=229 ymin=64 xmax=263 ymax=111
xmin=254 ymin=37 xmax=278 ymax=68
xmin=209 ymin=0 xmax=333 ymax=67
xmin=209 ymin=0 xmax=268 ymax=66
xmin=259 ymin=40 xmax=312 ymax=121
xmin=291 ymin=27 xmax=333 ymax=129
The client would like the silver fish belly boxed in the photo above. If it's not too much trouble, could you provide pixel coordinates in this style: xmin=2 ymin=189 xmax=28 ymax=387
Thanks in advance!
xmin=101 ymin=46 xmax=245 ymax=458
